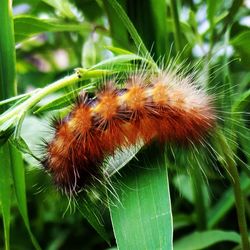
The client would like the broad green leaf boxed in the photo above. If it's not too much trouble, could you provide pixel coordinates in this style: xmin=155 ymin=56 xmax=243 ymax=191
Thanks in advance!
xmin=174 ymin=230 xmax=241 ymax=250
xmin=109 ymin=147 xmax=173 ymax=250
xmin=14 ymin=16 xmax=91 ymax=43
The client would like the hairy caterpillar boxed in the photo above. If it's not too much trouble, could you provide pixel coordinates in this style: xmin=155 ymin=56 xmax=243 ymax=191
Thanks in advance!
xmin=41 ymin=69 xmax=216 ymax=194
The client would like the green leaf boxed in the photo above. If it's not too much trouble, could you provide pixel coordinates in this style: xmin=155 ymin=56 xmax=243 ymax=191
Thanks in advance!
xmin=174 ymin=230 xmax=241 ymax=250
xmin=109 ymin=146 xmax=173 ymax=250
xmin=126 ymin=0 xmax=169 ymax=59
xmin=0 ymin=2 xmax=17 ymax=103
xmin=0 ymin=125 xmax=15 ymax=146
xmin=90 ymin=54 xmax=157 ymax=71
xmin=42 ymin=0 xmax=77 ymax=19
xmin=103 ymin=0 xmax=154 ymax=64
xmin=14 ymin=15 xmax=91 ymax=43
xmin=231 ymin=31 xmax=250 ymax=66
xmin=0 ymin=144 xmax=12 ymax=250
xmin=10 ymin=136 xmax=40 ymax=162
xmin=105 ymin=46 xmax=134 ymax=55
xmin=0 ymin=93 xmax=30 ymax=107
xmin=207 ymin=0 xmax=222 ymax=27
xmin=34 ymin=84 xmax=94 ymax=114
xmin=102 ymin=0 xmax=130 ymax=50
xmin=9 ymin=145 xmax=41 ymax=249
xmin=169 ymin=0 xmax=182 ymax=53
xmin=0 ymin=1 xmax=17 ymax=249
xmin=232 ymin=89 xmax=250 ymax=112
xmin=78 ymin=196 xmax=110 ymax=244
xmin=105 ymin=143 xmax=143 ymax=177
xmin=208 ymin=174 xmax=250 ymax=229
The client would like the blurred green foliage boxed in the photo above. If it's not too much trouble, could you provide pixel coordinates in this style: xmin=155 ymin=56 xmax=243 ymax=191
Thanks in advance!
xmin=1 ymin=0 xmax=250 ymax=249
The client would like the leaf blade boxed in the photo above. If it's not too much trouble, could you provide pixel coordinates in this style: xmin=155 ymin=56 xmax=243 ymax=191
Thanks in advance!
xmin=174 ymin=230 xmax=241 ymax=250
xmin=14 ymin=15 xmax=91 ymax=43
xmin=109 ymin=147 xmax=173 ymax=250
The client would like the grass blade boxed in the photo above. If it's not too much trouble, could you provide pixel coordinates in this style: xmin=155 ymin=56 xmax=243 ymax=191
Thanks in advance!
xmin=109 ymin=146 xmax=173 ymax=250
xmin=9 ymin=145 xmax=41 ymax=249
xmin=0 ymin=2 xmax=40 ymax=249
xmin=103 ymin=0 xmax=154 ymax=64
xmin=174 ymin=230 xmax=241 ymax=250
xmin=0 ymin=144 xmax=12 ymax=250
xmin=0 ymin=1 xmax=17 ymax=249
xmin=14 ymin=16 xmax=91 ymax=43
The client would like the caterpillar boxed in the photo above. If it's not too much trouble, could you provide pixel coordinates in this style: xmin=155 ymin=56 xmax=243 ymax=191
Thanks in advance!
xmin=41 ymin=69 xmax=216 ymax=194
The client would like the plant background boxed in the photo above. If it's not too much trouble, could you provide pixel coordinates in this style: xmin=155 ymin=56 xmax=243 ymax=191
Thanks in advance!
xmin=1 ymin=0 xmax=250 ymax=250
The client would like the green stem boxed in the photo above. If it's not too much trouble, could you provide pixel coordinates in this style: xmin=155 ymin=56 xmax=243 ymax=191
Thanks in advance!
xmin=169 ymin=0 xmax=182 ymax=53
xmin=215 ymin=131 xmax=250 ymax=250
xmin=190 ymin=164 xmax=207 ymax=230
xmin=0 ymin=69 xmax=110 ymax=126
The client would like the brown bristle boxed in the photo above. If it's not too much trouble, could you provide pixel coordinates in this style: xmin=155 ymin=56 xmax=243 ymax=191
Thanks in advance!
xmin=42 ymin=72 xmax=216 ymax=194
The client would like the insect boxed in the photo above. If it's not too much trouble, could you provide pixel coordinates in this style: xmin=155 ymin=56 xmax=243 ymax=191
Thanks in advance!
xmin=41 ymin=69 xmax=216 ymax=195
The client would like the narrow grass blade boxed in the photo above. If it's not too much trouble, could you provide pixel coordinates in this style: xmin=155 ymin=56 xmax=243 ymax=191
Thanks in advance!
xmin=9 ymin=145 xmax=41 ymax=249
xmin=0 ymin=144 xmax=12 ymax=250
xmin=78 ymin=197 xmax=110 ymax=244
xmin=34 ymin=84 xmax=94 ymax=114
xmin=14 ymin=16 xmax=91 ymax=43
xmin=174 ymin=230 xmax=240 ymax=250
xmin=103 ymin=0 xmax=155 ymax=65
xmin=0 ymin=1 xmax=16 ymax=101
xmin=208 ymin=173 xmax=250 ymax=229
xmin=0 ymin=1 xmax=17 ymax=249
xmin=0 ymin=2 xmax=40 ymax=249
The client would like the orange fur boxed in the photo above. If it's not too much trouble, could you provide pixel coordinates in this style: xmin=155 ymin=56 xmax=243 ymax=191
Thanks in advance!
xmin=42 ymin=72 xmax=216 ymax=193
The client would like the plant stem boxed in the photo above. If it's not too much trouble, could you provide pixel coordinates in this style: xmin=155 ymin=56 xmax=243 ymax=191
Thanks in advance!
xmin=0 ymin=69 xmax=110 ymax=125
xmin=190 ymin=163 xmax=207 ymax=230
xmin=216 ymin=131 xmax=250 ymax=250
xmin=169 ymin=0 xmax=182 ymax=53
